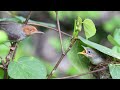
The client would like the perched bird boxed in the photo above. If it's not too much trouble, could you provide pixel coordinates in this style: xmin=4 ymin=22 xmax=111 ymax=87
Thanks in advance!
xmin=78 ymin=45 xmax=111 ymax=79
xmin=0 ymin=21 xmax=44 ymax=42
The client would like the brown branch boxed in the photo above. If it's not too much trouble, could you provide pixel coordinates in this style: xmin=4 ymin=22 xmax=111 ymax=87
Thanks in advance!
xmin=27 ymin=22 xmax=72 ymax=37
xmin=3 ymin=69 xmax=8 ymax=79
xmin=47 ymin=39 xmax=77 ymax=79
xmin=24 ymin=11 xmax=32 ymax=25
xmin=1 ymin=42 xmax=18 ymax=79
xmin=54 ymin=66 xmax=107 ymax=79
xmin=56 ymin=11 xmax=64 ymax=53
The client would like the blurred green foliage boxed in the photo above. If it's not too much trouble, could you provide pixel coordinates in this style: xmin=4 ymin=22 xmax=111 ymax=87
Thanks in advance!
xmin=0 ymin=68 xmax=4 ymax=79
xmin=0 ymin=31 xmax=8 ymax=44
xmin=49 ymin=11 xmax=101 ymax=21
xmin=107 ymin=28 xmax=120 ymax=53
xmin=48 ymin=37 xmax=61 ymax=52
xmin=103 ymin=16 xmax=120 ymax=33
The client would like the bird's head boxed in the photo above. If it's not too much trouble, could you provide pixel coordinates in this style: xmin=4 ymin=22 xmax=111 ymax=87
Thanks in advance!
xmin=78 ymin=45 xmax=104 ymax=65
xmin=22 ymin=25 xmax=44 ymax=36
xmin=78 ymin=45 xmax=97 ymax=59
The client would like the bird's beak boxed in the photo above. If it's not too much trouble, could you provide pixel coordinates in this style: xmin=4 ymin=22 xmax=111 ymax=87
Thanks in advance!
xmin=77 ymin=45 xmax=87 ymax=55
xmin=77 ymin=50 xmax=86 ymax=55
xmin=32 ymin=31 xmax=44 ymax=34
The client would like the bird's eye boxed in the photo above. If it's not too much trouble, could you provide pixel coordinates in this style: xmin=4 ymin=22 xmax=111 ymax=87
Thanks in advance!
xmin=88 ymin=50 xmax=91 ymax=53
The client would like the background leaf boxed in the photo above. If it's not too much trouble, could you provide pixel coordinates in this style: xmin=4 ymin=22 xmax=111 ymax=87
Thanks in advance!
xmin=8 ymin=56 xmax=47 ymax=79
xmin=78 ymin=36 xmax=120 ymax=60
xmin=112 ymin=46 xmax=120 ymax=53
xmin=0 ymin=31 xmax=8 ymax=44
xmin=113 ymin=28 xmax=120 ymax=45
xmin=103 ymin=16 xmax=120 ymax=33
xmin=83 ymin=19 xmax=96 ymax=39
xmin=109 ymin=64 xmax=120 ymax=79
xmin=107 ymin=35 xmax=120 ymax=47
xmin=0 ymin=68 xmax=4 ymax=79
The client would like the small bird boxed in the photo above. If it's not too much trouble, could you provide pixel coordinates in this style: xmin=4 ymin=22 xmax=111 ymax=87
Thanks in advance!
xmin=78 ymin=45 xmax=105 ymax=65
xmin=78 ymin=45 xmax=111 ymax=79
xmin=0 ymin=21 xmax=44 ymax=42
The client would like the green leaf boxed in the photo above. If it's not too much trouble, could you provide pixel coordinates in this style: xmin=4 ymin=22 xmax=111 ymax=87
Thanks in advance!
xmin=63 ymin=38 xmax=95 ymax=79
xmin=109 ymin=64 xmax=120 ymax=79
xmin=107 ymin=35 xmax=120 ymax=47
xmin=0 ymin=68 xmax=4 ymax=79
xmin=0 ymin=43 xmax=10 ymax=59
xmin=0 ymin=31 xmax=8 ymax=44
xmin=83 ymin=19 xmax=96 ymax=39
xmin=73 ymin=17 xmax=82 ymax=38
xmin=112 ymin=46 xmax=120 ymax=53
xmin=78 ymin=36 xmax=120 ymax=60
xmin=66 ymin=66 xmax=81 ymax=76
xmin=113 ymin=28 xmax=120 ymax=45
xmin=8 ymin=56 xmax=47 ymax=79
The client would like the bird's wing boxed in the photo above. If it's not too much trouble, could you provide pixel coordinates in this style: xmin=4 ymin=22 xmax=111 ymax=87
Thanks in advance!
xmin=0 ymin=21 xmax=26 ymax=41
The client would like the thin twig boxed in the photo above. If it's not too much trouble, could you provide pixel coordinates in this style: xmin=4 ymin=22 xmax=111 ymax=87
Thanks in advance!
xmin=47 ymin=39 xmax=77 ymax=79
xmin=24 ymin=11 xmax=32 ymax=24
xmin=2 ymin=42 xmax=18 ymax=79
xmin=27 ymin=22 xmax=72 ymax=37
xmin=3 ymin=69 xmax=8 ymax=79
xmin=54 ymin=66 xmax=107 ymax=79
xmin=56 ymin=11 xmax=64 ymax=53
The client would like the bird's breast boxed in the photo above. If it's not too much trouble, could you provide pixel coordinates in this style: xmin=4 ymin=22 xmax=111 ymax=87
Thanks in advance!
xmin=90 ymin=57 xmax=104 ymax=65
